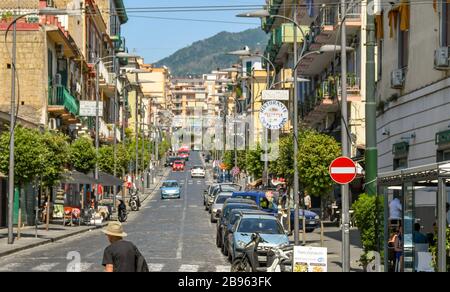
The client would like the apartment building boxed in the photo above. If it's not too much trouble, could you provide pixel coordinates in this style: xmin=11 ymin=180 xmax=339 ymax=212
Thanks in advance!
xmin=0 ymin=0 xmax=129 ymax=142
xmin=261 ymin=0 xmax=366 ymax=159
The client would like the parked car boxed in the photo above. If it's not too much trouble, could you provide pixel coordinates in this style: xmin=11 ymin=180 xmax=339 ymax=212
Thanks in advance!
xmin=178 ymin=151 xmax=189 ymax=161
xmin=210 ymin=191 xmax=234 ymax=223
xmin=160 ymin=180 xmax=181 ymax=199
xmin=231 ymin=191 xmax=278 ymax=214
xmin=206 ymin=183 xmax=242 ymax=211
xmin=172 ymin=160 xmax=185 ymax=171
xmin=289 ymin=209 xmax=320 ymax=233
xmin=216 ymin=202 xmax=261 ymax=252
xmin=191 ymin=166 xmax=206 ymax=178
xmin=227 ymin=212 xmax=289 ymax=263
xmin=216 ymin=200 xmax=259 ymax=250
xmin=203 ymin=183 xmax=218 ymax=206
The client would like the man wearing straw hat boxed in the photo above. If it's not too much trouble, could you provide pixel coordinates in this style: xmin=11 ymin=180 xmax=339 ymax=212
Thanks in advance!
xmin=102 ymin=221 xmax=147 ymax=272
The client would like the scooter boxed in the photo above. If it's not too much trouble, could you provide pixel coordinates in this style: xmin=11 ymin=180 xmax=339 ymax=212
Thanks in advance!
xmin=230 ymin=233 xmax=292 ymax=272
xmin=129 ymin=190 xmax=141 ymax=211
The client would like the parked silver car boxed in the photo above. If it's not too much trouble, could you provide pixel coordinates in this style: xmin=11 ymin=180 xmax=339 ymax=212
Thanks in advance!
xmin=210 ymin=191 xmax=233 ymax=223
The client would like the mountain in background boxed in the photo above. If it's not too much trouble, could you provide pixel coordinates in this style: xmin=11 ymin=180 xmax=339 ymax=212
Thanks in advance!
xmin=155 ymin=28 xmax=269 ymax=77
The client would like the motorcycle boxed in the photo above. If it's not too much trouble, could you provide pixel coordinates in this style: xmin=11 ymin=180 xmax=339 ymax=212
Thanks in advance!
xmin=129 ymin=190 xmax=141 ymax=211
xmin=231 ymin=233 xmax=292 ymax=272
xmin=118 ymin=208 xmax=128 ymax=222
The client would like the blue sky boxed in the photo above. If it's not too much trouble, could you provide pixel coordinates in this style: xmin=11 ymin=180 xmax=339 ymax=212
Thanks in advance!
xmin=122 ymin=0 xmax=264 ymax=63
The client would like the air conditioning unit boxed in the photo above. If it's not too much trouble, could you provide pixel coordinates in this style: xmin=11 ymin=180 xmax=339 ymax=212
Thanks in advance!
xmin=390 ymin=69 xmax=405 ymax=89
xmin=48 ymin=118 xmax=57 ymax=130
xmin=434 ymin=47 xmax=450 ymax=70
xmin=53 ymin=73 xmax=62 ymax=87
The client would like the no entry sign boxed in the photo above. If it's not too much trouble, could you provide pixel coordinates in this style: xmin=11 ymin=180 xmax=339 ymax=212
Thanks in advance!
xmin=329 ymin=157 xmax=357 ymax=185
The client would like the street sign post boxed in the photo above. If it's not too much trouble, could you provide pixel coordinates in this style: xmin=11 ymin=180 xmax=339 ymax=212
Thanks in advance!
xmin=80 ymin=101 xmax=103 ymax=117
xmin=259 ymin=100 xmax=289 ymax=130
xmin=329 ymin=157 xmax=357 ymax=185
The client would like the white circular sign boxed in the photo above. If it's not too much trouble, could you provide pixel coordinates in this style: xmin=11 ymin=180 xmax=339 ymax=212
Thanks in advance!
xmin=259 ymin=100 xmax=289 ymax=130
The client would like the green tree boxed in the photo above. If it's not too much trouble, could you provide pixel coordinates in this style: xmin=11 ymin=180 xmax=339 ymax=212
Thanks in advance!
xmin=0 ymin=126 xmax=48 ymax=185
xmin=298 ymin=130 xmax=341 ymax=197
xmin=69 ymin=137 xmax=96 ymax=174
xmin=98 ymin=145 xmax=114 ymax=175
xmin=352 ymin=194 xmax=385 ymax=267
xmin=270 ymin=134 xmax=294 ymax=186
xmin=40 ymin=131 xmax=70 ymax=187
xmin=246 ymin=144 xmax=264 ymax=179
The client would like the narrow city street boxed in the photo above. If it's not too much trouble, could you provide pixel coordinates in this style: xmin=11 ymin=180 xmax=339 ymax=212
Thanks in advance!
xmin=0 ymin=152 xmax=230 ymax=272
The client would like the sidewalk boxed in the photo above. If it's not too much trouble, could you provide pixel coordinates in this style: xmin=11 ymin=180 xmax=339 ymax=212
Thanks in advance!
xmin=0 ymin=167 xmax=170 ymax=258
xmin=289 ymin=226 xmax=364 ymax=272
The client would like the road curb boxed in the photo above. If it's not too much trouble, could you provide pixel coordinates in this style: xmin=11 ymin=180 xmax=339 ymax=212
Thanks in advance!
xmin=0 ymin=168 xmax=170 ymax=259
xmin=0 ymin=223 xmax=106 ymax=258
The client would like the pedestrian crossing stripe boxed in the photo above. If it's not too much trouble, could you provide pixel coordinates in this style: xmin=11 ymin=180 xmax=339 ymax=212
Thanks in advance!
xmin=178 ymin=264 xmax=199 ymax=272
xmin=148 ymin=263 xmax=164 ymax=272
xmin=31 ymin=263 xmax=59 ymax=272
xmin=0 ymin=261 xmax=230 ymax=272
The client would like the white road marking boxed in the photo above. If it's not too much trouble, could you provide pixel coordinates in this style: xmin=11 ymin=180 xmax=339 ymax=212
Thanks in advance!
xmin=178 ymin=264 xmax=199 ymax=272
xmin=80 ymin=263 xmax=94 ymax=272
xmin=0 ymin=262 xmax=22 ymax=271
xmin=147 ymin=263 xmax=164 ymax=272
xmin=188 ymin=181 xmax=193 ymax=184
xmin=159 ymin=205 xmax=167 ymax=208
xmin=216 ymin=265 xmax=231 ymax=272
xmin=188 ymin=205 xmax=199 ymax=208
xmin=176 ymin=174 xmax=188 ymax=259
xmin=31 ymin=263 xmax=58 ymax=272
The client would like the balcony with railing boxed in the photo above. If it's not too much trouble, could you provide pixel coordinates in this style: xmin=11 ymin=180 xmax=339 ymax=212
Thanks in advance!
xmin=303 ymin=74 xmax=361 ymax=124
xmin=48 ymin=86 xmax=80 ymax=122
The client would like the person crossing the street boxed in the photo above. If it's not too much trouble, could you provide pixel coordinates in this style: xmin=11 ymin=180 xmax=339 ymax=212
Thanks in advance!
xmin=102 ymin=221 xmax=148 ymax=272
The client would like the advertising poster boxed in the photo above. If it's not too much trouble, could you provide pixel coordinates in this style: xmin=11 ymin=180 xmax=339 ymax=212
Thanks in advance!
xmin=293 ymin=246 xmax=327 ymax=272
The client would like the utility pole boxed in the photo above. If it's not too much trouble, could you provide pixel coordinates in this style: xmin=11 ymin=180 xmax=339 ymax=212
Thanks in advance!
xmin=95 ymin=60 xmax=100 ymax=202
xmin=112 ymin=53 xmax=118 ymax=212
xmin=365 ymin=0 xmax=378 ymax=197
xmin=340 ymin=0 xmax=350 ymax=272
xmin=141 ymin=102 xmax=145 ymax=192
xmin=293 ymin=3 xmax=300 ymax=246
xmin=263 ymin=52 xmax=270 ymax=187
xmin=7 ymin=8 xmax=17 ymax=245
xmin=135 ymin=92 xmax=139 ymax=187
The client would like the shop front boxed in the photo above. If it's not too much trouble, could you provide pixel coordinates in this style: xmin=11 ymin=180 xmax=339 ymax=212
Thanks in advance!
xmin=378 ymin=162 xmax=450 ymax=272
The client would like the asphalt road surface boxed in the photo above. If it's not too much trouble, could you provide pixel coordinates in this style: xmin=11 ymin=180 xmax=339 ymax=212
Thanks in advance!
xmin=0 ymin=151 xmax=230 ymax=272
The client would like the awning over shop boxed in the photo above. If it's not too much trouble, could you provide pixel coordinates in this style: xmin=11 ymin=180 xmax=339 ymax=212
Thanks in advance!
xmin=61 ymin=170 xmax=96 ymax=185
xmin=88 ymin=171 xmax=123 ymax=187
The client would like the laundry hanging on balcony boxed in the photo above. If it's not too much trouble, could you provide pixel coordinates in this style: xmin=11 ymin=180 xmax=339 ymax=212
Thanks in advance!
xmin=433 ymin=0 xmax=450 ymax=12
xmin=388 ymin=1 xmax=409 ymax=38
xmin=375 ymin=13 xmax=384 ymax=40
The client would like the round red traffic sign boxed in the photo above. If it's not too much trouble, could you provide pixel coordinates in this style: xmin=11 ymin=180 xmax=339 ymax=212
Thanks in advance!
xmin=329 ymin=157 xmax=357 ymax=185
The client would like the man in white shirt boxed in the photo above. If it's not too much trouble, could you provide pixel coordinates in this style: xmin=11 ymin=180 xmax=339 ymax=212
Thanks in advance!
xmin=389 ymin=195 xmax=402 ymax=226
xmin=304 ymin=192 xmax=312 ymax=210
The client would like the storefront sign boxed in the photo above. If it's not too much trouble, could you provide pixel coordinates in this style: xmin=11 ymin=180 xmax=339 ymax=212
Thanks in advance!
xmin=293 ymin=246 xmax=327 ymax=272
xmin=80 ymin=101 xmax=103 ymax=117
xmin=259 ymin=100 xmax=289 ymax=130
xmin=262 ymin=90 xmax=289 ymax=101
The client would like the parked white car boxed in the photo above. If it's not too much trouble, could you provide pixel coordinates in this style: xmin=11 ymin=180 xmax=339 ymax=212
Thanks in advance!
xmin=191 ymin=166 xmax=206 ymax=178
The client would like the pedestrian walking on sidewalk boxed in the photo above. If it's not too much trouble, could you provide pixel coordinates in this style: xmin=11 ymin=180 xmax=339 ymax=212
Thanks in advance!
xmin=102 ymin=222 xmax=148 ymax=272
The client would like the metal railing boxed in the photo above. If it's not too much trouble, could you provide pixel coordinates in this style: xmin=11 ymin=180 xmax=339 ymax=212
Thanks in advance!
xmin=48 ymin=86 xmax=80 ymax=116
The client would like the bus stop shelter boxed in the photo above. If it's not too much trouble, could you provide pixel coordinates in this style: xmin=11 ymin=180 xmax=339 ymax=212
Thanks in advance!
xmin=378 ymin=162 xmax=450 ymax=272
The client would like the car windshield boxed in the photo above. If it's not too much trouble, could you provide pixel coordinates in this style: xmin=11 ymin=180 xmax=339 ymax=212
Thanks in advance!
xmin=192 ymin=166 xmax=204 ymax=170
xmin=230 ymin=214 xmax=241 ymax=225
xmin=162 ymin=182 xmax=178 ymax=188
xmin=174 ymin=161 xmax=183 ymax=164
xmin=234 ymin=195 xmax=258 ymax=203
xmin=215 ymin=193 xmax=233 ymax=204
xmin=237 ymin=218 xmax=284 ymax=234
xmin=224 ymin=204 xmax=258 ymax=218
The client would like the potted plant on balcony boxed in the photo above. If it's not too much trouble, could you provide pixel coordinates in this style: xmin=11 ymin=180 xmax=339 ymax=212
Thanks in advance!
xmin=1 ymin=11 xmax=13 ymax=23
